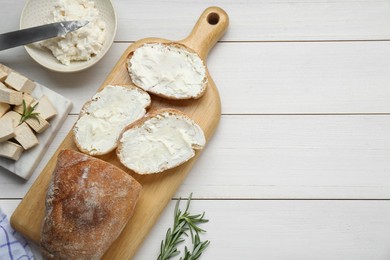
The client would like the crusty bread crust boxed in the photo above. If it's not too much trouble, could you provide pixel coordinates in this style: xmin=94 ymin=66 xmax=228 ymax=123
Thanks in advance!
xmin=73 ymin=84 xmax=151 ymax=156
xmin=116 ymin=108 xmax=205 ymax=174
xmin=40 ymin=149 xmax=142 ymax=259
xmin=126 ymin=42 xmax=208 ymax=100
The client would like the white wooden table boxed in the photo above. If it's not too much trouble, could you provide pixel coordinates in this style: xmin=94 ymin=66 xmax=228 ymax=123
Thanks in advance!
xmin=2 ymin=1 xmax=390 ymax=259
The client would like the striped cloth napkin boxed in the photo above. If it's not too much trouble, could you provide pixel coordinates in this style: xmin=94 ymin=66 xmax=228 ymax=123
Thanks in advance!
xmin=0 ymin=208 xmax=34 ymax=260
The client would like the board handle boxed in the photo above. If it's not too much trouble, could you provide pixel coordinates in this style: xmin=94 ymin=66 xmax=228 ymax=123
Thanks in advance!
xmin=181 ymin=7 xmax=229 ymax=60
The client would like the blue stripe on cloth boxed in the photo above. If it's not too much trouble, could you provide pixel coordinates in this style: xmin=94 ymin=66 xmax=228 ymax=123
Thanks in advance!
xmin=0 ymin=208 xmax=34 ymax=260
xmin=0 ymin=215 xmax=6 ymax=224
xmin=0 ymin=225 xmax=14 ymax=260
xmin=0 ymin=241 xmax=21 ymax=249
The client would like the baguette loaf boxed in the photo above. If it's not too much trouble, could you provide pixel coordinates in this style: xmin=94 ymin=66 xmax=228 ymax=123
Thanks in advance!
xmin=117 ymin=109 xmax=206 ymax=174
xmin=127 ymin=43 xmax=207 ymax=100
xmin=73 ymin=85 xmax=151 ymax=155
xmin=40 ymin=149 xmax=142 ymax=259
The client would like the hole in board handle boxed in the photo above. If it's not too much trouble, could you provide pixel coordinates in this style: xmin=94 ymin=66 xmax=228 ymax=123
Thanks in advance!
xmin=207 ymin=12 xmax=220 ymax=25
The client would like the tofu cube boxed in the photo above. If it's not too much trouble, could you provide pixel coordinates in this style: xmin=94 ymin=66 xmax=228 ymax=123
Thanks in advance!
xmin=5 ymin=72 xmax=36 ymax=94
xmin=2 ymin=111 xmax=22 ymax=127
xmin=0 ymin=82 xmax=22 ymax=105
xmin=0 ymin=117 xmax=15 ymax=142
xmin=0 ymin=141 xmax=23 ymax=161
xmin=25 ymin=115 xmax=50 ymax=134
xmin=0 ymin=69 xmax=7 ymax=82
xmin=0 ymin=102 xmax=10 ymax=117
xmin=32 ymin=95 xmax=57 ymax=120
xmin=13 ymin=93 xmax=37 ymax=114
xmin=14 ymin=122 xmax=38 ymax=150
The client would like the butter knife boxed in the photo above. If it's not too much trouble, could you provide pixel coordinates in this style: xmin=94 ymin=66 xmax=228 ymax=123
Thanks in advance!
xmin=0 ymin=20 xmax=89 ymax=51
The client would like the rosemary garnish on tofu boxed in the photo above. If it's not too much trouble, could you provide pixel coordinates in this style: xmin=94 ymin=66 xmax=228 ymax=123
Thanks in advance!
xmin=19 ymin=99 xmax=40 ymax=125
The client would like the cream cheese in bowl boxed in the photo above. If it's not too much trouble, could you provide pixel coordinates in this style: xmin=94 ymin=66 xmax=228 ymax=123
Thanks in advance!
xmin=41 ymin=0 xmax=106 ymax=65
xmin=20 ymin=0 xmax=117 ymax=72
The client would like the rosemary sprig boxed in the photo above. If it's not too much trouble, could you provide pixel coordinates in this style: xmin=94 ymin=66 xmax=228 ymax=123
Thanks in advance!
xmin=158 ymin=193 xmax=210 ymax=260
xmin=19 ymin=100 xmax=40 ymax=125
xmin=181 ymin=234 xmax=210 ymax=260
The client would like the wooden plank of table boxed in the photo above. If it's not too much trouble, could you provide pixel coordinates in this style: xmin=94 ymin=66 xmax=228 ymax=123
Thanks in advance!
xmin=114 ymin=0 xmax=390 ymax=41
xmin=174 ymin=114 xmax=390 ymax=199
xmin=2 ymin=199 xmax=390 ymax=260
xmin=208 ymin=41 xmax=390 ymax=114
xmin=4 ymin=1 xmax=390 ymax=41
xmin=3 ymin=42 xmax=390 ymax=114
xmin=136 ymin=199 xmax=390 ymax=260
xmin=2 ymin=115 xmax=390 ymax=199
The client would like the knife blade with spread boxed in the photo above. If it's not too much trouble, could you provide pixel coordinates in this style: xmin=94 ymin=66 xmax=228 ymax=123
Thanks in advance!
xmin=0 ymin=20 xmax=89 ymax=51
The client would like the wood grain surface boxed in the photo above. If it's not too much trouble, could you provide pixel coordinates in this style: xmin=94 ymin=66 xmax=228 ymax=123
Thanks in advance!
xmin=10 ymin=6 xmax=229 ymax=259
xmin=5 ymin=199 xmax=390 ymax=260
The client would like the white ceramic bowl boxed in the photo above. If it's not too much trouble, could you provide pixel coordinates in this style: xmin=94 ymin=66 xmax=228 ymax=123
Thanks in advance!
xmin=20 ymin=0 xmax=117 ymax=73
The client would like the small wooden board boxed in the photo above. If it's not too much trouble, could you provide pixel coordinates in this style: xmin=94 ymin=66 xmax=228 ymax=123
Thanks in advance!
xmin=11 ymin=7 xmax=228 ymax=259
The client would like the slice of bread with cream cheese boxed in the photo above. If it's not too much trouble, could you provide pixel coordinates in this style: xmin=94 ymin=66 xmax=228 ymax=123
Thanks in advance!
xmin=116 ymin=109 xmax=206 ymax=174
xmin=73 ymin=85 xmax=151 ymax=156
xmin=127 ymin=43 xmax=207 ymax=100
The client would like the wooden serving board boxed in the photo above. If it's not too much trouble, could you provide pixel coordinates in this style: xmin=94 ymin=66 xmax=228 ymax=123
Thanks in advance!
xmin=11 ymin=6 xmax=229 ymax=259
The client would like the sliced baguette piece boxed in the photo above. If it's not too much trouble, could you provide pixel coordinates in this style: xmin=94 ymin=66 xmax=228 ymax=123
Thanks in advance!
xmin=41 ymin=149 xmax=142 ymax=260
xmin=117 ymin=109 xmax=206 ymax=174
xmin=127 ymin=43 xmax=207 ymax=100
xmin=73 ymin=85 xmax=151 ymax=156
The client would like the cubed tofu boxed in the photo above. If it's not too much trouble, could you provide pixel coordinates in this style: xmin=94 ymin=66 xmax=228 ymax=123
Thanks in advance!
xmin=0 ymin=69 xmax=7 ymax=82
xmin=25 ymin=115 xmax=50 ymax=134
xmin=32 ymin=95 xmax=57 ymax=120
xmin=0 ymin=141 xmax=23 ymax=161
xmin=5 ymin=72 xmax=36 ymax=94
xmin=13 ymin=93 xmax=37 ymax=114
xmin=0 ymin=82 xmax=22 ymax=105
xmin=0 ymin=117 xmax=15 ymax=142
xmin=14 ymin=122 xmax=38 ymax=150
xmin=2 ymin=111 xmax=22 ymax=127
xmin=0 ymin=102 xmax=10 ymax=117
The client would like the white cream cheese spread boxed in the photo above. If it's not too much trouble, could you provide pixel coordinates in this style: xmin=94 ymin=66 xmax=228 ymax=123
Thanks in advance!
xmin=118 ymin=110 xmax=206 ymax=174
xmin=42 ymin=0 xmax=106 ymax=65
xmin=73 ymin=85 xmax=151 ymax=155
xmin=128 ymin=43 xmax=207 ymax=99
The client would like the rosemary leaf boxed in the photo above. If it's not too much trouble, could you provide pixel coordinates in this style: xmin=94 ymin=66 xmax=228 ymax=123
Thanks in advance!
xmin=158 ymin=193 xmax=210 ymax=260
xmin=19 ymin=100 xmax=40 ymax=125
